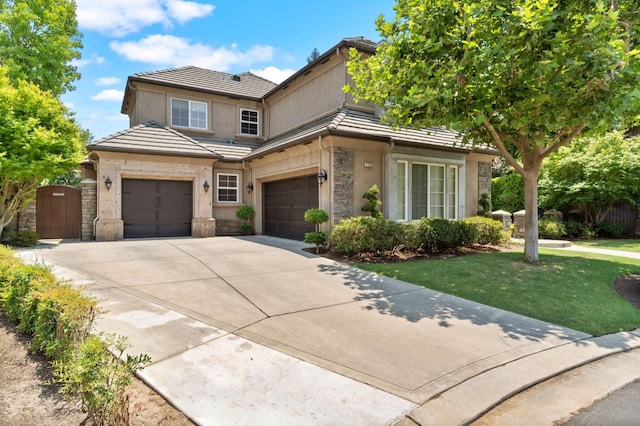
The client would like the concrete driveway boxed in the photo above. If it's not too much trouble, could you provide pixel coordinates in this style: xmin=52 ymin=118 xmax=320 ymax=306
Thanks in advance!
xmin=20 ymin=236 xmax=619 ymax=425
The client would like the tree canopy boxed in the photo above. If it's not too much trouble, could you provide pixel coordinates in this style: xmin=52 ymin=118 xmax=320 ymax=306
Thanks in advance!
xmin=0 ymin=68 xmax=85 ymax=236
xmin=347 ymin=0 xmax=640 ymax=262
xmin=539 ymin=131 xmax=640 ymax=226
xmin=0 ymin=0 xmax=82 ymax=96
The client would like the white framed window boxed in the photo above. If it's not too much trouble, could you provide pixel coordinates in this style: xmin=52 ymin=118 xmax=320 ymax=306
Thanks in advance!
xmin=239 ymin=108 xmax=259 ymax=135
xmin=171 ymin=98 xmax=207 ymax=130
xmin=217 ymin=173 xmax=239 ymax=203
xmin=397 ymin=161 xmax=458 ymax=221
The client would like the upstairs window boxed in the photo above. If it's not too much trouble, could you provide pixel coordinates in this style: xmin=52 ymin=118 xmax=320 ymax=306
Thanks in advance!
xmin=240 ymin=108 xmax=259 ymax=135
xmin=171 ymin=98 xmax=207 ymax=130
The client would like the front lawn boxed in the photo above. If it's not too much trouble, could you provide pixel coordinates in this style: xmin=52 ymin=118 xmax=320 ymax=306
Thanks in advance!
xmin=356 ymin=249 xmax=640 ymax=336
xmin=572 ymin=239 xmax=640 ymax=253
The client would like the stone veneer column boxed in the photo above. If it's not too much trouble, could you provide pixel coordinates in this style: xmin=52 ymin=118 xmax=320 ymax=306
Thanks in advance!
xmin=478 ymin=161 xmax=492 ymax=204
xmin=18 ymin=199 xmax=37 ymax=233
xmin=332 ymin=147 xmax=354 ymax=224
xmin=81 ymin=179 xmax=97 ymax=240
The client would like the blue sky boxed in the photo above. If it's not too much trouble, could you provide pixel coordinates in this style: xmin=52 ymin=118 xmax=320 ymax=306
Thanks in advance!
xmin=64 ymin=0 xmax=395 ymax=141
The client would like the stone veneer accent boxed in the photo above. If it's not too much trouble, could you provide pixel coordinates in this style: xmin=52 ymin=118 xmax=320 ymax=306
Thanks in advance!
xmin=478 ymin=161 xmax=492 ymax=202
xmin=81 ymin=179 xmax=97 ymax=240
xmin=18 ymin=199 xmax=37 ymax=233
xmin=332 ymin=147 xmax=354 ymax=224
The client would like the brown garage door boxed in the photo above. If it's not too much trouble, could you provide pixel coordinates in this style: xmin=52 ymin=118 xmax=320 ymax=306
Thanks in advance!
xmin=122 ymin=179 xmax=192 ymax=238
xmin=36 ymin=186 xmax=81 ymax=239
xmin=263 ymin=175 xmax=318 ymax=240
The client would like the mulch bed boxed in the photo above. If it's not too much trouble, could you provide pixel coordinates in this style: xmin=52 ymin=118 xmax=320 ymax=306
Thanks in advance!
xmin=614 ymin=274 xmax=640 ymax=309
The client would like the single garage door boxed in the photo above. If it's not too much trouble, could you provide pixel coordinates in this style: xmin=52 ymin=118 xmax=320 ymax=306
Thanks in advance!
xmin=263 ymin=175 xmax=318 ymax=240
xmin=122 ymin=179 xmax=192 ymax=238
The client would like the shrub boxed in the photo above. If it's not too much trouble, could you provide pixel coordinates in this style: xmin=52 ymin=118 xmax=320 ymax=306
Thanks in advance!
xmin=477 ymin=193 xmax=492 ymax=217
xmin=303 ymin=208 xmax=329 ymax=253
xmin=331 ymin=216 xmax=404 ymax=254
xmin=492 ymin=173 xmax=525 ymax=213
xmin=595 ymin=221 xmax=624 ymax=238
xmin=361 ymin=185 xmax=382 ymax=218
xmin=463 ymin=216 xmax=509 ymax=245
xmin=418 ymin=218 xmax=477 ymax=253
xmin=538 ymin=218 xmax=566 ymax=239
xmin=54 ymin=333 xmax=151 ymax=426
xmin=236 ymin=205 xmax=255 ymax=235
xmin=563 ymin=220 xmax=587 ymax=238
xmin=9 ymin=230 xmax=39 ymax=247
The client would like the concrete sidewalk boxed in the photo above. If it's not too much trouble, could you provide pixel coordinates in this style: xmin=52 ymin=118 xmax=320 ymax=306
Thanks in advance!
xmin=17 ymin=237 xmax=640 ymax=425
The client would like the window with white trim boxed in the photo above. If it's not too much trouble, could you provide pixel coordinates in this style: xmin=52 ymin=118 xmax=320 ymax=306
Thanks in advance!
xmin=171 ymin=98 xmax=207 ymax=130
xmin=397 ymin=161 xmax=458 ymax=220
xmin=239 ymin=108 xmax=259 ymax=135
xmin=217 ymin=173 xmax=239 ymax=203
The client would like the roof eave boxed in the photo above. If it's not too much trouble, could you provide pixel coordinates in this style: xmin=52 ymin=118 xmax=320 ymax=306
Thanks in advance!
xmin=88 ymin=145 xmax=223 ymax=160
xmin=127 ymin=75 xmax=264 ymax=102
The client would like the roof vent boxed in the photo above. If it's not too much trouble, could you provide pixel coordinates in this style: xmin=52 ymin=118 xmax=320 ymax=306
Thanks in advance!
xmin=231 ymin=75 xmax=241 ymax=82
xmin=227 ymin=139 xmax=235 ymax=144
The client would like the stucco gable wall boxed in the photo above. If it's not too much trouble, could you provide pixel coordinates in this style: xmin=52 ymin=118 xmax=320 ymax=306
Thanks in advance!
xmin=267 ymin=56 xmax=348 ymax=138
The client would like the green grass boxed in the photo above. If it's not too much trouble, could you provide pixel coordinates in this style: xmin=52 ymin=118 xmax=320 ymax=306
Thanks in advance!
xmin=356 ymin=249 xmax=640 ymax=336
xmin=572 ymin=239 xmax=640 ymax=253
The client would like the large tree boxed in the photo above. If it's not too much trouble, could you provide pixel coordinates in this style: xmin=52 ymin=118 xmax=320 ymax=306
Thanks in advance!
xmin=539 ymin=131 xmax=640 ymax=227
xmin=0 ymin=0 xmax=82 ymax=96
xmin=0 ymin=68 xmax=84 ymax=236
xmin=346 ymin=0 xmax=640 ymax=262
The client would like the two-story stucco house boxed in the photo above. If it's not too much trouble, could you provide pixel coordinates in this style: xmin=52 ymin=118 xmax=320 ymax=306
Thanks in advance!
xmin=85 ymin=37 xmax=496 ymax=241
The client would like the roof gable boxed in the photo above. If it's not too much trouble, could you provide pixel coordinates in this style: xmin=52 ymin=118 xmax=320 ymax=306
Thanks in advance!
xmin=88 ymin=121 xmax=223 ymax=159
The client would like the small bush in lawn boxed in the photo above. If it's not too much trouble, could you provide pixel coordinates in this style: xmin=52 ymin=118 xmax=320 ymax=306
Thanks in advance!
xmin=538 ymin=218 xmax=566 ymax=239
xmin=463 ymin=216 xmax=509 ymax=245
xmin=418 ymin=218 xmax=477 ymax=253
xmin=9 ymin=230 xmax=39 ymax=247
xmin=595 ymin=221 xmax=624 ymax=238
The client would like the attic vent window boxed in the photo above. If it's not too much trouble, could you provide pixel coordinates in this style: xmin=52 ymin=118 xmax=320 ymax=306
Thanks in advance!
xmin=232 ymin=75 xmax=241 ymax=82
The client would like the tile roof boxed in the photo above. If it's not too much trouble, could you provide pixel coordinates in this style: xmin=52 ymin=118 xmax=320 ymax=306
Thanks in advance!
xmin=244 ymin=109 xmax=493 ymax=160
xmin=88 ymin=121 xmax=223 ymax=159
xmin=189 ymin=136 xmax=261 ymax=161
xmin=129 ymin=66 xmax=277 ymax=100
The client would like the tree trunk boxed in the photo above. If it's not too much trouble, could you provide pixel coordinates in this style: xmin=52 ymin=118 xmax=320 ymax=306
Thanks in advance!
xmin=521 ymin=169 xmax=540 ymax=263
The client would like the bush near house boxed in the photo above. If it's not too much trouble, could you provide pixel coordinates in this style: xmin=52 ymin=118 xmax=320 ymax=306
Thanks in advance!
xmin=331 ymin=216 xmax=508 ymax=255
xmin=0 ymin=244 xmax=150 ymax=424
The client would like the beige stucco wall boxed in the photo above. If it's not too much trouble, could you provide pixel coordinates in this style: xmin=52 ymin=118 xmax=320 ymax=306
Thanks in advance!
xmin=131 ymin=82 xmax=265 ymax=141
xmin=92 ymin=151 xmax=216 ymax=241
xmin=266 ymin=55 xmax=348 ymax=138
xmin=211 ymin=162 xmax=253 ymax=235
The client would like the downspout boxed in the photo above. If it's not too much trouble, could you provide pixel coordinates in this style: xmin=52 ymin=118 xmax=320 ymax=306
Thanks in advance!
xmin=319 ymin=135 xmax=332 ymax=244
xmin=89 ymin=156 xmax=100 ymax=240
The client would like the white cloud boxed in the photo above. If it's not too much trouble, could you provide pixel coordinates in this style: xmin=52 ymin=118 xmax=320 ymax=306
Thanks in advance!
xmin=64 ymin=101 xmax=76 ymax=110
xmin=71 ymin=53 xmax=106 ymax=68
xmin=76 ymin=0 xmax=214 ymax=37
xmin=165 ymin=0 xmax=214 ymax=24
xmin=250 ymin=66 xmax=296 ymax=84
xmin=110 ymin=35 xmax=276 ymax=70
xmin=91 ymin=89 xmax=125 ymax=101
xmin=95 ymin=77 xmax=121 ymax=86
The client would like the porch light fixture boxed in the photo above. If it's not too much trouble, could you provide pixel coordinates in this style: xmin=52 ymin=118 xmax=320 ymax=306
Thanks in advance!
xmin=317 ymin=169 xmax=328 ymax=186
xmin=246 ymin=182 xmax=254 ymax=192
xmin=203 ymin=180 xmax=210 ymax=193
xmin=104 ymin=176 xmax=112 ymax=191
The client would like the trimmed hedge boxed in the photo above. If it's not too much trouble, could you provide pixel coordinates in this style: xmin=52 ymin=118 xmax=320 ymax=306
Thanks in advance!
xmin=0 ymin=244 xmax=149 ymax=424
xmin=331 ymin=216 xmax=508 ymax=255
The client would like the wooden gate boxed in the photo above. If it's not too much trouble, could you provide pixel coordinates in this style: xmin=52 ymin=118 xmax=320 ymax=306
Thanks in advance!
xmin=36 ymin=186 xmax=81 ymax=239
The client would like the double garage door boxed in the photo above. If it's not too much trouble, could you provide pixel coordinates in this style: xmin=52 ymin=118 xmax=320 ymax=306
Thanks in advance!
xmin=122 ymin=179 xmax=192 ymax=238
xmin=263 ymin=175 xmax=318 ymax=240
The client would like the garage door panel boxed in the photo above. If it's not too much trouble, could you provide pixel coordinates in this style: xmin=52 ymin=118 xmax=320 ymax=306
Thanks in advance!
xmin=122 ymin=179 xmax=192 ymax=238
xmin=263 ymin=175 xmax=318 ymax=240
